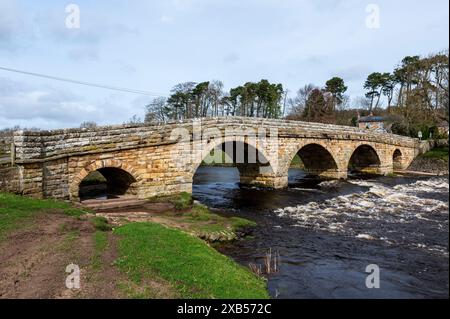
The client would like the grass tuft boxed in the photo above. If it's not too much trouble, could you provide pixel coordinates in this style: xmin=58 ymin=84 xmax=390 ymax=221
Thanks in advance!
xmin=230 ymin=217 xmax=257 ymax=230
xmin=172 ymin=192 xmax=193 ymax=210
xmin=184 ymin=204 xmax=213 ymax=221
xmin=91 ymin=216 xmax=112 ymax=232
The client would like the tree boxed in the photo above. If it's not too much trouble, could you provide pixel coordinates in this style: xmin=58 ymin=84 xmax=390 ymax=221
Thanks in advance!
xmin=80 ymin=121 xmax=97 ymax=129
xmin=145 ymin=97 xmax=170 ymax=123
xmin=208 ymin=80 xmax=225 ymax=117
xmin=387 ymin=52 xmax=449 ymax=136
xmin=228 ymin=80 xmax=284 ymax=119
xmin=381 ymin=73 xmax=396 ymax=110
xmin=364 ymin=72 xmax=385 ymax=111
xmin=325 ymin=77 xmax=348 ymax=111
xmin=393 ymin=56 xmax=420 ymax=107
xmin=303 ymin=88 xmax=329 ymax=121
xmin=125 ymin=115 xmax=142 ymax=125
xmin=168 ymin=82 xmax=196 ymax=119
xmin=287 ymin=84 xmax=317 ymax=119
xmin=191 ymin=81 xmax=210 ymax=117
xmin=353 ymin=96 xmax=372 ymax=110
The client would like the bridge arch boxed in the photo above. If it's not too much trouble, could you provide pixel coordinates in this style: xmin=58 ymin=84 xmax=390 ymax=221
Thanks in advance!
xmin=348 ymin=144 xmax=382 ymax=174
xmin=393 ymin=149 xmax=403 ymax=170
xmin=190 ymin=136 xmax=280 ymax=188
xmin=289 ymin=143 xmax=341 ymax=178
xmin=70 ymin=159 xmax=142 ymax=201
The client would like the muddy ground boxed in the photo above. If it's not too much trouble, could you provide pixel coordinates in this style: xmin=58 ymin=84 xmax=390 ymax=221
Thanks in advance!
xmin=0 ymin=212 xmax=127 ymax=299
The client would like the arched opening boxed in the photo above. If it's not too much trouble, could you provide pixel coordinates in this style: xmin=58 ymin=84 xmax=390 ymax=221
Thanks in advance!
xmin=78 ymin=167 xmax=137 ymax=201
xmin=393 ymin=149 xmax=403 ymax=170
xmin=192 ymin=141 xmax=273 ymax=205
xmin=348 ymin=145 xmax=381 ymax=175
xmin=289 ymin=144 xmax=339 ymax=184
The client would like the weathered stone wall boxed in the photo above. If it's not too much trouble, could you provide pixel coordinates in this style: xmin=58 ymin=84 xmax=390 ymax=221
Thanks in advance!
xmin=42 ymin=159 xmax=69 ymax=199
xmin=12 ymin=117 xmax=417 ymax=161
xmin=2 ymin=117 xmax=420 ymax=200
xmin=0 ymin=132 xmax=13 ymax=156
xmin=0 ymin=166 xmax=22 ymax=194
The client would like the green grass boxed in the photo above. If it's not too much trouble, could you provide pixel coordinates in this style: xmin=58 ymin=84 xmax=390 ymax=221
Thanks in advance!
xmin=92 ymin=231 xmax=108 ymax=270
xmin=114 ymin=222 xmax=268 ymax=299
xmin=146 ymin=193 xmax=258 ymax=240
xmin=172 ymin=192 xmax=193 ymax=210
xmin=421 ymin=147 xmax=449 ymax=161
xmin=0 ymin=192 xmax=87 ymax=240
xmin=183 ymin=203 xmax=215 ymax=221
xmin=181 ymin=204 xmax=256 ymax=234
xmin=229 ymin=217 xmax=257 ymax=230
xmin=148 ymin=192 xmax=193 ymax=210
xmin=91 ymin=216 xmax=112 ymax=232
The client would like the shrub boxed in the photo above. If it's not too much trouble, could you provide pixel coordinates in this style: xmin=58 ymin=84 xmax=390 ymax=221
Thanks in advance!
xmin=172 ymin=192 xmax=193 ymax=210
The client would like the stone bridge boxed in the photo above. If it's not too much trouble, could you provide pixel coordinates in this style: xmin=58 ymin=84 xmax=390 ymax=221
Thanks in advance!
xmin=0 ymin=117 xmax=420 ymax=201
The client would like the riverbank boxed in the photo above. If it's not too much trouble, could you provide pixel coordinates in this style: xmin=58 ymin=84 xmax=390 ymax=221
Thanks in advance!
xmin=408 ymin=146 xmax=449 ymax=175
xmin=0 ymin=193 xmax=268 ymax=299
xmin=93 ymin=192 xmax=257 ymax=242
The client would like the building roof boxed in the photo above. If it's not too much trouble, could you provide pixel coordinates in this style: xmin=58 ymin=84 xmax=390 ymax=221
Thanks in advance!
xmin=358 ymin=116 xmax=385 ymax=123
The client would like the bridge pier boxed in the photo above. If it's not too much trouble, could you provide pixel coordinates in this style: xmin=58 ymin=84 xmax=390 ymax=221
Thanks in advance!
xmin=303 ymin=168 xmax=348 ymax=180
xmin=236 ymin=164 xmax=287 ymax=188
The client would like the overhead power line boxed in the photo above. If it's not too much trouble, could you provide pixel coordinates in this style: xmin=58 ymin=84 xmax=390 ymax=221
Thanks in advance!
xmin=0 ymin=66 xmax=167 ymax=97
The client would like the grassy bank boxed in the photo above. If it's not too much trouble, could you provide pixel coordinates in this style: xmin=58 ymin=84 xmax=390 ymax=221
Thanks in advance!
xmin=0 ymin=193 xmax=85 ymax=239
xmin=145 ymin=192 xmax=256 ymax=241
xmin=0 ymin=193 xmax=268 ymax=299
xmin=421 ymin=146 xmax=449 ymax=161
xmin=115 ymin=222 xmax=268 ymax=299
xmin=408 ymin=146 xmax=449 ymax=175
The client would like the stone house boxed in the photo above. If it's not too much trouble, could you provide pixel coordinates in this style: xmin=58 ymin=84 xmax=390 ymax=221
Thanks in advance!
xmin=358 ymin=113 xmax=386 ymax=132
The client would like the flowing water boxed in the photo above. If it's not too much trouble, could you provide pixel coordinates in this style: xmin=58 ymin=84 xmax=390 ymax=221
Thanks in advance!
xmin=193 ymin=166 xmax=449 ymax=299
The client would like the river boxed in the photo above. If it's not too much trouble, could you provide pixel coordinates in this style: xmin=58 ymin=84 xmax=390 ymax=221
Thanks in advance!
xmin=193 ymin=166 xmax=449 ymax=299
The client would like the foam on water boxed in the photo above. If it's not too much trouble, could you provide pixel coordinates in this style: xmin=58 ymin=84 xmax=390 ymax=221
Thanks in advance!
xmin=274 ymin=177 xmax=449 ymax=256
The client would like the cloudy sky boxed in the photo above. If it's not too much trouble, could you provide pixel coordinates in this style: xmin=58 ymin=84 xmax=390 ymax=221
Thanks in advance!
xmin=0 ymin=0 xmax=448 ymax=129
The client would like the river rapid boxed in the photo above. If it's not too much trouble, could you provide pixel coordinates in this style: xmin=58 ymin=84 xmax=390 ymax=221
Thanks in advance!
xmin=193 ymin=166 xmax=449 ymax=299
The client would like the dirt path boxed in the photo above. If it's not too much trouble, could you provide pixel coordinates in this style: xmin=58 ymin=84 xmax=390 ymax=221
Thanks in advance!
xmin=0 ymin=212 xmax=127 ymax=299
xmin=76 ymin=233 xmax=127 ymax=299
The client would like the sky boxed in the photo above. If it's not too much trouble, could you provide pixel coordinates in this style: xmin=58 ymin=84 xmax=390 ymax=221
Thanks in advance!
xmin=0 ymin=0 xmax=448 ymax=129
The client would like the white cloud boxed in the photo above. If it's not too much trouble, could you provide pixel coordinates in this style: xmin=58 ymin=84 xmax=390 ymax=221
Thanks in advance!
xmin=0 ymin=77 xmax=148 ymax=130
